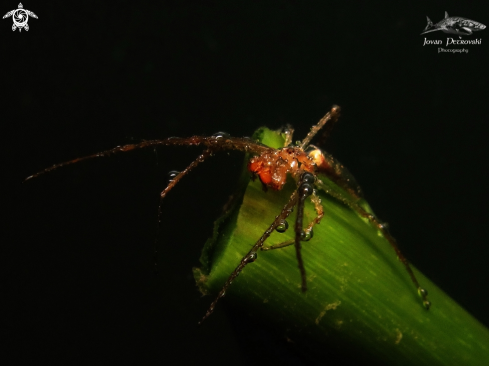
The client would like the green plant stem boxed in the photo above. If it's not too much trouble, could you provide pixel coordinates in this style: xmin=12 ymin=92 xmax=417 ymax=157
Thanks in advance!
xmin=194 ymin=127 xmax=489 ymax=365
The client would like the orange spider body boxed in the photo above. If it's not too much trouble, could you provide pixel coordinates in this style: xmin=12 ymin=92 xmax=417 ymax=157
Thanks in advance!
xmin=247 ymin=147 xmax=316 ymax=190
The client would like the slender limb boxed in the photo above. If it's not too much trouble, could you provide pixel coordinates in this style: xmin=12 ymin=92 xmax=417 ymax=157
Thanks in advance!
xmin=262 ymin=238 xmax=295 ymax=251
xmin=295 ymin=183 xmax=308 ymax=292
xmin=198 ymin=190 xmax=298 ymax=325
xmin=24 ymin=136 xmax=271 ymax=181
xmin=316 ymin=181 xmax=431 ymax=308
xmin=159 ymin=149 xmax=213 ymax=201
xmin=312 ymin=149 xmax=363 ymax=199
xmin=154 ymin=149 xmax=213 ymax=269
xmin=282 ymin=124 xmax=295 ymax=147
xmin=291 ymin=172 xmax=316 ymax=293
xmin=263 ymin=190 xmax=324 ymax=251
xmin=300 ymin=105 xmax=340 ymax=150
xmin=306 ymin=189 xmax=324 ymax=230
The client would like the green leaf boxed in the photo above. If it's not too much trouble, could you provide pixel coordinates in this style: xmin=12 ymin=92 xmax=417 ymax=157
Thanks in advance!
xmin=194 ymin=127 xmax=489 ymax=365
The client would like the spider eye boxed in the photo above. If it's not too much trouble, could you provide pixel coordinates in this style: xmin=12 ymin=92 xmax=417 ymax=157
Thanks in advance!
xmin=167 ymin=170 xmax=180 ymax=182
xmin=300 ymin=229 xmax=314 ymax=241
xmin=212 ymin=132 xmax=231 ymax=139
xmin=275 ymin=219 xmax=289 ymax=233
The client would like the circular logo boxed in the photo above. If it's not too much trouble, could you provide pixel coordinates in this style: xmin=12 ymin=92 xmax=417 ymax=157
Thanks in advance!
xmin=12 ymin=9 xmax=28 ymax=28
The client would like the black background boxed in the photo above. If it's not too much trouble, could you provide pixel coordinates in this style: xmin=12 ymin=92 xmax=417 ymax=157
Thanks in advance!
xmin=4 ymin=1 xmax=489 ymax=365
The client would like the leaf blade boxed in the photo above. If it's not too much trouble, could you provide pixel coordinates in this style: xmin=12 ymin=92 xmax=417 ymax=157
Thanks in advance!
xmin=194 ymin=127 xmax=489 ymax=365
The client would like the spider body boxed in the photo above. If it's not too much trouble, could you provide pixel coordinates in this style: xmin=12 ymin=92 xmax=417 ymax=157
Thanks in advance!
xmin=248 ymin=146 xmax=316 ymax=190
xmin=25 ymin=105 xmax=430 ymax=324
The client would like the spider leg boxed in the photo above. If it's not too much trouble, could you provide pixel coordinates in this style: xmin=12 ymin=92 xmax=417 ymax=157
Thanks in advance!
xmin=262 ymin=189 xmax=324 ymax=251
xmin=23 ymin=138 xmax=196 ymax=181
xmin=198 ymin=190 xmax=299 ymax=325
xmin=294 ymin=172 xmax=316 ymax=292
xmin=159 ymin=148 xmax=213 ymax=201
xmin=316 ymin=181 xmax=431 ymax=309
xmin=305 ymin=189 xmax=324 ymax=230
xmin=300 ymin=105 xmax=340 ymax=150
xmin=153 ymin=148 xmax=213 ymax=269
xmin=261 ymin=238 xmax=295 ymax=251
xmin=282 ymin=124 xmax=295 ymax=147
xmin=24 ymin=136 xmax=270 ymax=181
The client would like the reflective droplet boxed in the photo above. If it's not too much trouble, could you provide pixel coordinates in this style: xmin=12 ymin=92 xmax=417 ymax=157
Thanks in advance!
xmin=276 ymin=220 xmax=289 ymax=233
xmin=301 ymin=229 xmax=314 ymax=241
xmin=245 ymin=251 xmax=258 ymax=263
xmin=212 ymin=131 xmax=230 ymax=139
xmin=423 ymin=300 xmax=431 ymax=310
xmin=299 ymin=182 xmax=313 ymax=197
xmin=167 ymin=170 xmax=180 ymax=182
xmin=219 ymin=291 xmax=226 ymax=298
xmin=418 ymin=288 xmax=428 ymax=297
xmin=301 ymin=172 xmax=315 ymax=185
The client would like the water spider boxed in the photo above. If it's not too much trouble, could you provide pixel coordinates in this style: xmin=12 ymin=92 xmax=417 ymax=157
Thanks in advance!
xmin=25 ymin=105 xmax=430 ymax=324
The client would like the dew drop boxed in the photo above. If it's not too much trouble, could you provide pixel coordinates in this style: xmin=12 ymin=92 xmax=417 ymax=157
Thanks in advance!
xmin=245 ymin=251 xmax=258 ymax=263
xmin=276 ymin=219 xmax=289 ymax=233
xmin=167 ymin=170 xmax=180 ymax=182
xmin=423 ymin=300 xmax=431 ymax=310
xmin=212 ymin=131 xmax=230 ymax=139
xmin=418 ymin=288 xmax=428 ymax=297
xmin=301 ymin=172 xmax=315 ymax=185
xmin=301 ymin=229 xmax=314 ymax=241
xmin=299 ymin=182 xmax=314 ymax=197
